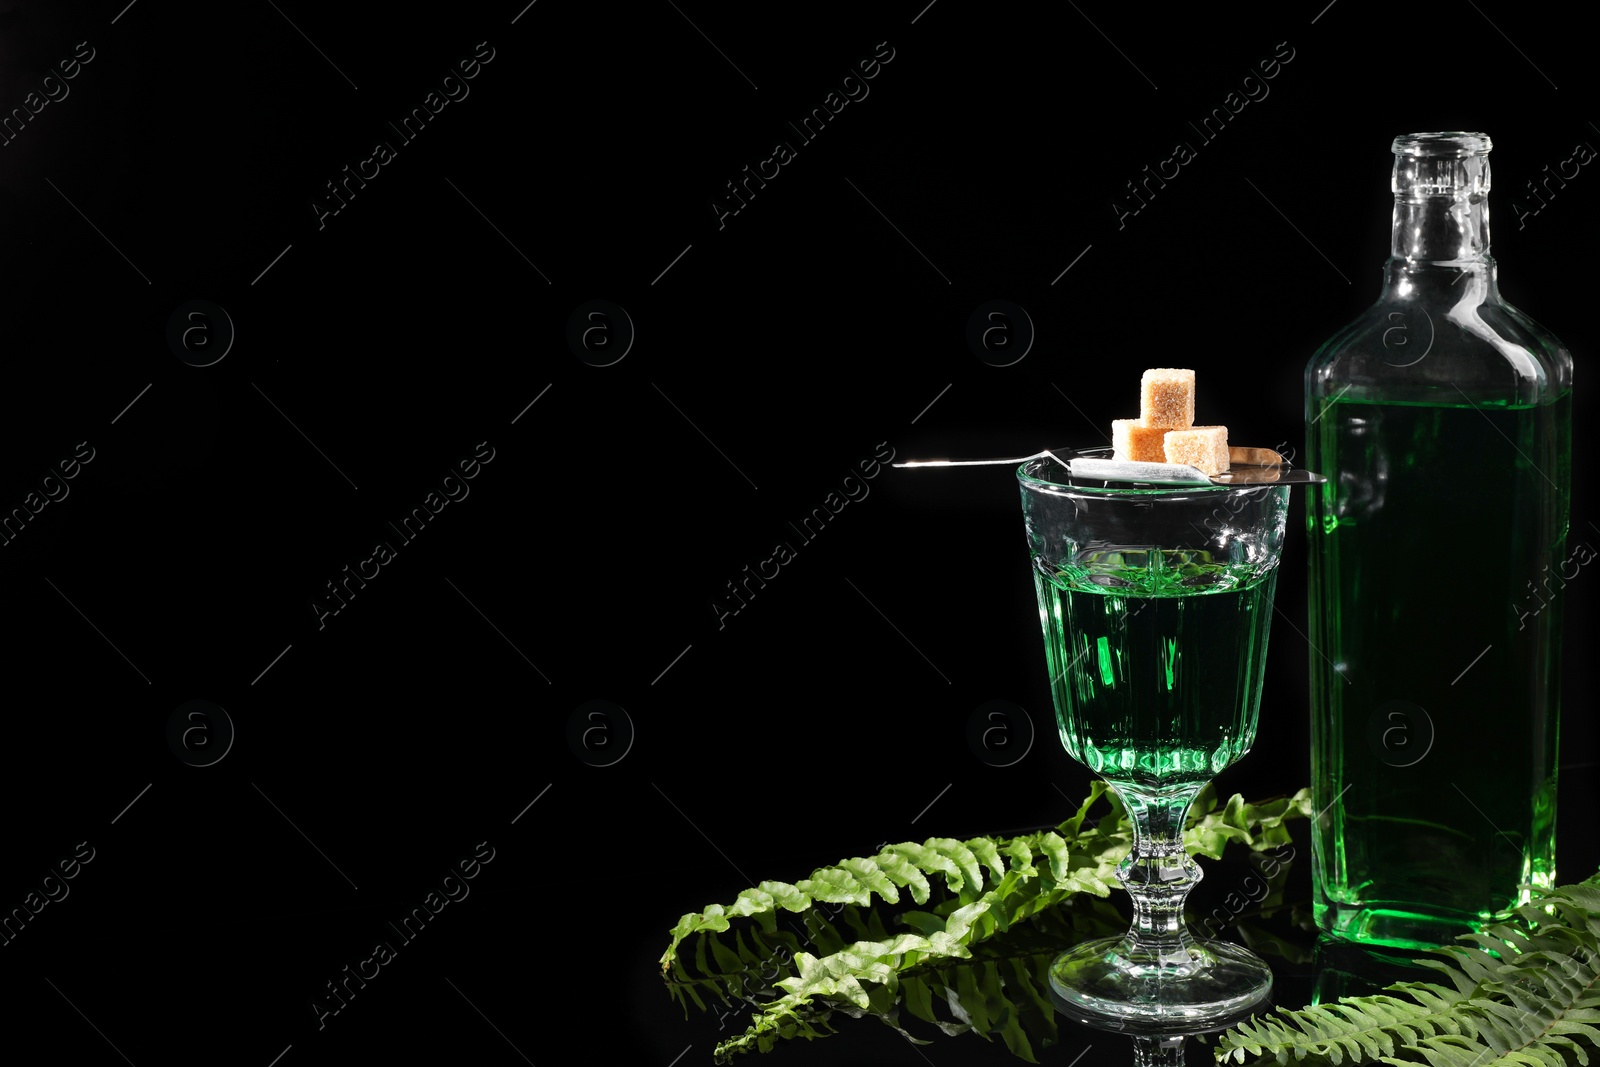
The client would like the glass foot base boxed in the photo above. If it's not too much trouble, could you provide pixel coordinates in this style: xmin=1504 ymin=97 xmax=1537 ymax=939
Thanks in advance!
xmin=1049 ymin=936 xmax=1272 ymax=1030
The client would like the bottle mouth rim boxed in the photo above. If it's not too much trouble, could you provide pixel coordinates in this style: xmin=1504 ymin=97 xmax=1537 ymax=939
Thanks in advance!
xmin=1392 ymin=131 xmax=1492 ymax=158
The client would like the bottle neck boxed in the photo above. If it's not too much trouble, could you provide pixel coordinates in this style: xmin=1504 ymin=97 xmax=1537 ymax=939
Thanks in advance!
xmin=1383 ymin=193 xmax=1499 ymax=302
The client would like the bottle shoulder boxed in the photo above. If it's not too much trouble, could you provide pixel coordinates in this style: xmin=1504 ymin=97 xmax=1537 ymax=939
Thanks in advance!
xmin=1306 ymin=291 xmax=1572 ymax=404
xmin=1489 ymin=299 xmax=1574 ymax=389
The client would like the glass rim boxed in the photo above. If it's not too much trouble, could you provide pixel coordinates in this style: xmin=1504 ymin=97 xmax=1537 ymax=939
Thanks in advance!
xmin=1391 ymin=131 xmax=1492 ymax=158
xmin=1016 ymin=447 xmax=1280 ymax=499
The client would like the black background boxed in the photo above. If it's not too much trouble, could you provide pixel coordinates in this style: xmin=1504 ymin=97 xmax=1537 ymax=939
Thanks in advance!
xmin=0 ymin=2 xmax=1595 ymax=1065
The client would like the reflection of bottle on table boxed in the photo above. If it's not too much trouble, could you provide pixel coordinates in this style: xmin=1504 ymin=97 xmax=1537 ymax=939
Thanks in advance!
xmin=1305 ymin=131 xmax=1572 ymax=949
xmin=1311 ymin=937 xmax=1439 ymax=1005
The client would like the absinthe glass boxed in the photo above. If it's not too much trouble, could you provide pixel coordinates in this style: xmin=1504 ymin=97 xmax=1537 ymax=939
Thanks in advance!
xmin=1019 ymin=454 xmax=1290 ymax=1024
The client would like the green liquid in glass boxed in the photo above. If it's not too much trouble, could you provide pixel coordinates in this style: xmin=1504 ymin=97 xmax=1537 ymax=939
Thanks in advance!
xmin=1306 ymin=395 xmax=1567 ymax=948
xmin=1035 ymin=551 xmax=1278 ymax=792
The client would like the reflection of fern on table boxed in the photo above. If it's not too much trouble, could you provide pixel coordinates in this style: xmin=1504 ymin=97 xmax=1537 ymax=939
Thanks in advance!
xmin=659 ymin=783 xmax=1315 ymax=1062
xmin=1212 ymin=869 xmax=1600 ymax=1067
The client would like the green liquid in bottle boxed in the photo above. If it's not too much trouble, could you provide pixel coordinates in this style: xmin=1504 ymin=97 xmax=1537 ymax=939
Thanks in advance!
xmin=1307 ymin=396 xmax=1568 ymax=947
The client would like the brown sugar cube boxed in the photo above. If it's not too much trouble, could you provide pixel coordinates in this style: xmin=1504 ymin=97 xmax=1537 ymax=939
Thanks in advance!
xmin=1140 ymin=368 xmax=1196 ymax=429
xmin=1112 ymin=418 xmax=1168 ymax=463
xmin=1163 ymin=425 xmax=1230 ymax=476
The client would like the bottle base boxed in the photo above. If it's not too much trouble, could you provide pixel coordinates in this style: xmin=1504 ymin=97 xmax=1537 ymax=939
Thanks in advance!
xmin=1314 ymin=899 xmax=1503 ymax=950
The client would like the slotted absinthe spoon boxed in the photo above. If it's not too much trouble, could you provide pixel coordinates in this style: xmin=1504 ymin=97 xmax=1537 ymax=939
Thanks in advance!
xmin=893 ymin=446 xmax=1325 ymax=486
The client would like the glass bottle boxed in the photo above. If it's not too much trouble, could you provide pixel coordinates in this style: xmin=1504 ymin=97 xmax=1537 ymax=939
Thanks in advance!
xmin=1305 ymin=131 xmax=1572 ymax=948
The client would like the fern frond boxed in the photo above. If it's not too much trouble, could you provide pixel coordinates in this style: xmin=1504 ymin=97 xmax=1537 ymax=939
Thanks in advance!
xmin=1217 ymin=989 xmax=1477 ymax=1064
xmin=657 ymin=784 xmax=1316 ymax=1061
xmin=662 ymin=784 xmax=1314 ymax=977
xmin=1216 ymin=869 xmax=1600 ymax=1067
xmin=711 ymin=901 xmax=1000 ymax=1061
xmin=660 ymin=782 xmax=1123 ymax=976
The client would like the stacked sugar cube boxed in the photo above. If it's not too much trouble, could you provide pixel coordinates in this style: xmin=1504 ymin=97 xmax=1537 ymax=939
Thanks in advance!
xmin=1111 ymin=368 xmax=1230 ymax=475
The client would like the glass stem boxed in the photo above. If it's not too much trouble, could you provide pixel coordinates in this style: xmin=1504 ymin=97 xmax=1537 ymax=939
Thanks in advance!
xmin=1119 ymin=785 xmax=1205 ymax=965
xmin=1132 ymin=1035 xmax=1187 ymax=1067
